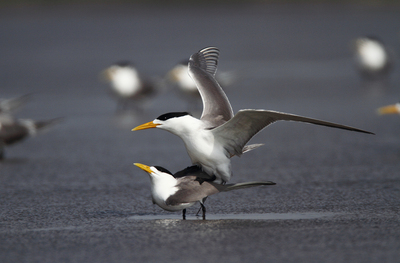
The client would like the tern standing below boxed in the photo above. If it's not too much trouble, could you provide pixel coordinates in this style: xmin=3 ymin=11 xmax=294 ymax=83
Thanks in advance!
xmin=134 ymin=163 xmax=276 ymax=220
xmin=133 ymin=47 xmax=374 ymax=183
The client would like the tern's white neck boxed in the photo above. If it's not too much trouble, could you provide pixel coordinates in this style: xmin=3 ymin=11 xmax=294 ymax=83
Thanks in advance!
xmin=148 ymin=168 xmax=179 ymax=209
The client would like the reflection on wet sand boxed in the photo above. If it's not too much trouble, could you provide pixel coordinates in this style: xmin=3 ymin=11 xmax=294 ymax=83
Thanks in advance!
xmin=128 ymin=212 xmax=340 ymax=221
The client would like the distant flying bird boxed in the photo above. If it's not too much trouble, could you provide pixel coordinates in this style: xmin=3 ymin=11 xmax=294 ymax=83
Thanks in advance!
xmin=0 ymin=115 xmax=61 ymax=160
xmin=133 ymin=47 xmax=374 ymax=183
xmin=353 ymin=36 xmax=394 ymax=81
xmin=134 ymin=163 xmax=276 ymax=220
xmin=102 ymin=61 xmax=157 ymax=111
xmin=377 ymin=102 xmax=400 ymax=115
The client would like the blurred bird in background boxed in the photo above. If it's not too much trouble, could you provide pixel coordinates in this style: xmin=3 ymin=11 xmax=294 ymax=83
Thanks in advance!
xmin=165 ymin=59 xmax=237 ymax=110
xmin=0 ymin=95 xmax=62 ymax=160
xmin=101 ymin=61 xmax=158 ymax=112
xmin=353 ymin=36 xmax=394 ymax=82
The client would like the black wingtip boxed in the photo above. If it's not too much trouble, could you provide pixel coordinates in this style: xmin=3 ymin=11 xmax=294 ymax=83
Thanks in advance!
xmin=356 ymin=129 xmax=375 ymax=135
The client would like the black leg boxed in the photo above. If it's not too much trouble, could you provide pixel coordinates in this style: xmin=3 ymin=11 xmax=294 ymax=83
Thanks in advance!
xmin=182 ymin=209 xmax=186 ymax=220
xmin=201 ymin=203 xmax=206 ymax=220
xmin=196 ymin=197 xmax=208 ymax=216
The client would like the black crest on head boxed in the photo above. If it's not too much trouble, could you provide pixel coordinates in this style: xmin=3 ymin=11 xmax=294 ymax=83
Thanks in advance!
xmin=156 ymin=112 xmax=190 ymax=121
xmin=154 ymin=166 xmax=173 ymax=175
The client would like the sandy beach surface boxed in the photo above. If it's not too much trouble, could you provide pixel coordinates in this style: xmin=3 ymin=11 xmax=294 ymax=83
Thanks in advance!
xmin=1 ymin=3 xmax=400 ymax=262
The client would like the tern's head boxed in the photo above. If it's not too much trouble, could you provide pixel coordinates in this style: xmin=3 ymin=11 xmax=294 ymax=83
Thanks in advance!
xmin=132 ymin=112 xmax=200 ymax=134
xmin=377 ymin=102 xmax=400 ymax=115
xmin=134 ymin=163 xmax=177 ymax=189
xmin=134 ymin=163 xmax=173 ymax=177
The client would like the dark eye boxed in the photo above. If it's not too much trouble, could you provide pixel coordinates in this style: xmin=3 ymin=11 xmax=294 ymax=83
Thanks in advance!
xmin=157 ymin=112 xmax=190 ymax=121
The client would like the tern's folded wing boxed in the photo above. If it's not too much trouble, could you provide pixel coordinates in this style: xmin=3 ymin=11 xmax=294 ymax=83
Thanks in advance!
xmin=165 ymin=177 xmax=219 ymax=206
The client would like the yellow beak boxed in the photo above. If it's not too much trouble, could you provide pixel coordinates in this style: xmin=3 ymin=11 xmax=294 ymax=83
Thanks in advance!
xmin=377 ymin=104 xmax=400 ymax=115
xmin=132 ymin=121 xmax=159 ymax=131
xmin=134 ymin=163 xmax=153 ymax=173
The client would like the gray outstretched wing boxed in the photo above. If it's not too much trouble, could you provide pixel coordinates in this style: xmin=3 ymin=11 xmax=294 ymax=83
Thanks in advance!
xmin=212 ymin=109 xmax=374 ymax=157
xmin=188 ymin=47 xmax=234 ymax=128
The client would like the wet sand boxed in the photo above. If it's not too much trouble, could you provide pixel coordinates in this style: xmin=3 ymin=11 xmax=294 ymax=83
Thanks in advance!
xmin=0 ymin=3 xmax=400 ymax=262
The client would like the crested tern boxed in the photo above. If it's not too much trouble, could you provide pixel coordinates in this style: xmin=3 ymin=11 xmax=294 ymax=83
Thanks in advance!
xmin=133 ymin=47 xmax=374 ymax=183
xmin=102 ymin=61 xmax=156 ymax=111
xmin=353 ymin=36 xmax=393 ymax=81
xmin=134 ymin=163 xmax=275 ymax=220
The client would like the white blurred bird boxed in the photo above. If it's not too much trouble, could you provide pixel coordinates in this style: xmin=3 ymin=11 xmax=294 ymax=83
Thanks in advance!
xmin=134 ymin=163 xmax=275 ymax=220
xmin=353 ymin=36 xmax=394 ymax=81
xmin=166 ymin=59 xmax=236 ymax=109
xmin=102 ymin=61 xmax=157 ymax=111
xmin=167 ymin=60 xmax=199 ymax=99
xmin=133 ymin=47 xmax=374 ymax=183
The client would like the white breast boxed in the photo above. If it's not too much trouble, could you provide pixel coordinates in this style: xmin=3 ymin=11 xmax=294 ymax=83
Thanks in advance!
xmin=149 ymin=170 xmax=193 ymax=212
xmin=183 ymin=130 xmax=231 ymax=182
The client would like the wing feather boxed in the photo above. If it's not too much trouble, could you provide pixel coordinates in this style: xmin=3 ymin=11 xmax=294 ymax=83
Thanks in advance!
xmin=188 ymin=47 xmax=234 ymax=127
xmin=212 ymin=109 xmax=374 ymax=157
